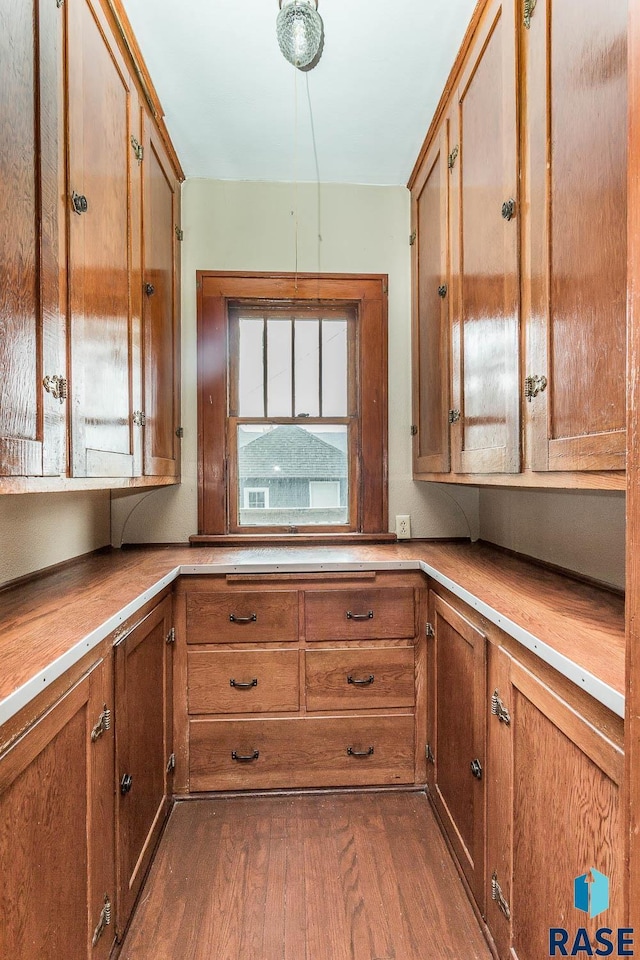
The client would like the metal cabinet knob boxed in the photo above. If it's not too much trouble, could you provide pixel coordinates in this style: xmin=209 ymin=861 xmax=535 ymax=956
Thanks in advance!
xmin=120 ymin=773 xmax=133 ymax=795
xmin=71 ymin=191 xmax=88 ymax=215
xmin=501 ymin=198 xmax=516 ymax=221
xmin=145 ymin=282 xmax=155 ymax=296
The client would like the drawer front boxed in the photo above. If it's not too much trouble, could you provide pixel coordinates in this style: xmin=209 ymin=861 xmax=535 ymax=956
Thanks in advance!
xmin=189 ymin=715 xmax=415 ymax=791
xmin=188 ymin=649 xmax=300 ymax=715
xmin=305 ymin=648 xmax=415 ymax=711
xmin=305 ymin=587 xmax=415 ymax=641
xmin=186 ymin=591 xmax=298 ymax=643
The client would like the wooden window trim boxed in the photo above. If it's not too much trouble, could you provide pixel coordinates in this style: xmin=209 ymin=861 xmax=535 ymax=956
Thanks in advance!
xmin=194 ymin=272 xmax=389 ymax=540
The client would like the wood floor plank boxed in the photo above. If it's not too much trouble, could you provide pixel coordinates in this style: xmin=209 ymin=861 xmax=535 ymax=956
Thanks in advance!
xmin=120 ymin=792 xmax=494 ymax=960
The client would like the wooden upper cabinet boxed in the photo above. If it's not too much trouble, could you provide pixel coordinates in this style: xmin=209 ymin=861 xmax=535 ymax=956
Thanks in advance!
xmin=0 ymin=0 xmax=66 ymax=479
xmin=524 ymin=0 xmax=627 ymax=472
xmin=411 ymin=123 xmax=451 ymax=474
xmin=450 ymin=0 xmax=520 ymax=474
xmin=141 ymin=113 xmax=181 ymax=477
xmin=67 ymin=0 xmax=136 ymax=479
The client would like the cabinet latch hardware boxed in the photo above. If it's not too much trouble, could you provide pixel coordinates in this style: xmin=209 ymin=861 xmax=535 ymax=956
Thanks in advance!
xmin=501 ymin=198 xmax=517 ymax=221
xmin=144 ymin=282 xmax=155 ymax=297
xmin=347 ymin=674 xmax=375 ymax=686
xmin=175 ymin=426 xmax=184 ymax=438
xmin=166 ymin=753 xmax=176 ymax=773
xmin=132 ymin=410 xmax=146 ymax=426
xmin=347 ymin=746 xmax=375 ymax=757
xmin=43 ymin=375 xmax=67 ymax=403
xmin=175 ymin=226 xmax=184 ymax=241
xmin=448 ymin=409 xmax=461 ymax=424
xmin=426 ymin=622 xmax=435 ymax=638
xmin=470 ymin=758 xmax=483 ymax=780
xmin=92 ymin=895 xmax=112 ymax=947
xmin=491 ymin=690 xmax=511 ymax=725
xmin=166 ymin=627 xmax=176 ymax=644
xmin=90 ymin=705 xmax=112 ymax=743
xmin=346 ymin=610 xmax=374 ymax=621
xmin=524 ymin=374 xmax=548 ymax=402
xmin=523 ymin=0 xmax=537 ymax=29
xmin=120 ymin=773 xmax=133 ymax=795
xmin=56 ymin=0 xmax=64 ymax=7
xmin=409 ymin=231 xmax=417 ymax=246
xmin=71 ymin=191 xmax=88 ymax=215
xmin=232 ymin=750 xmax=260 ymax=762
xmin=438 ymin=284 xmax=448 ymax=298
xmin=426 ymin=743 xmax=435 ymax=763
xmin=448 ymin=145 xmax=459 ymax=170
xmin=410 ymin=424 xmax=418 ymax=437
xmin=230 ymin=678 xmax=258 ymax=689
xmin=130 ymin=135 xmax=144 ymax=163
xmin=491 ymin=872 xmax=511 ymax=919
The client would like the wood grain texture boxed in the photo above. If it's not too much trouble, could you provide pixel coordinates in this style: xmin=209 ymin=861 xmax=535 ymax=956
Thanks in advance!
xmin=188 ymin=649 xmax=300 ymax=715
xmin=119 ymin=792 xmax=494 ymax=960
xmin=305 ymin=647 xmax=415 ymax=711
xmin=305 ymin=587 xmax=415 ymax=641
xmin=186 ymin=590 xmax=299 ymax=643
xmin=189 ymin=714 xmax=415 ymax=791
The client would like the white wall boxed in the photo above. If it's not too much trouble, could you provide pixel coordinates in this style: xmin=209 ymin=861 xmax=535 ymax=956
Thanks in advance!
xmin=0 ymin=492 xmax=111 ymax=588
xmin=479 ymin=487 xmax=625 ymax=589
xmin=111 ymin=178 xmax=479 ymax=545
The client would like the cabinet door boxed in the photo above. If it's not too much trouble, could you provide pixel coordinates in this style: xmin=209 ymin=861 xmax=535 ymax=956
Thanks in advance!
xmin=115 ymin=596 xmax=173 ymax=933
xmin=67 ymin=0 xmax=135 ymax=478
xmin=427 ymin=592 xmax=486 ymax=908
xmin=0 ymin=0 xmax=66 ymax=478
xmin=0 ymin=659 xmax=114 ymax=960
xmin=141 ymin=113 xmax=181 ymax=477
xmin=411 ymin=122 xmax=451 ymax=474
xmin=450 ymin=0 xmax=520 ymax=474
xmin=525 ymin=0 xmax=627 ymax=472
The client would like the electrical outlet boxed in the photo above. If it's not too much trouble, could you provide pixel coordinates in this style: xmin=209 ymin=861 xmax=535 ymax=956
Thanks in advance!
xmin=395 ymin=515 xmax=411 ymax=540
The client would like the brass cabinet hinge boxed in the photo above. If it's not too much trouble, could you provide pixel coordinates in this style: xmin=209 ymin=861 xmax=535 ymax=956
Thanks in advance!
xmin=524 ymin=374 xmax=548 ymax=402
xmin=409 ymin=231 xmax=417 ymax=246
xmin=132 ymin=410 xmax=146 ymax=426
xmin=166 ymin=753 xmax=176 ymax=773
xmin=92 ymin=894 xmax=112 ymax=947
xmin=90 ymin=705 xmax=112 ymax=743
xmin=491 ymin=872 xmax=511 ymax=919
xmin=43 ymin=375 xmax=67 ymax=403
xmin=426 ymin=743 xmax=435 ymax=763
xmin=523 ymin=0 xmax=537 ymax=29
xmin=491 ymin=690 xmax=511 ymax=725
xmin=175 ymin=226 xmax=184 ymax=241
xmin=382 ymin=279 xmax=388 ymax=295
xmin=426 ymin=622 xmax=435 ymax=638
xmin=166 ymin=627 xmax=176 ymax=645
xmin=448 ymin=409 xmax=461 ymax=424
xmin=448 ymin=145 xmax=459 ymax=170
xmin=130 ymin=136 xmax=144 ymax=163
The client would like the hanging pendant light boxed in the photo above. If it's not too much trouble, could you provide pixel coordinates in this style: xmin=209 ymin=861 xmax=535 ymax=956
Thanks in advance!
xmin=276 ymin=0 xmax=324 ymax=70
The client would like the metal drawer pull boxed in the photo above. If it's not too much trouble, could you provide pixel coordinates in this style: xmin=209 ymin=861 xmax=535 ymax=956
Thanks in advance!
xmin=231 ymin=750 xmax=260 ymax=762
xmin=230 ymin=678 xmax=258 ymax=689
xmin=347 ymin=746 xmax=375 ymax=757
xmin=229 ymin=613 xmax=257 ymax=623
xmin=347 ymin=674 xmax=375 ymax=686
xmin=346 ymin=610 xmax=374 ymax=621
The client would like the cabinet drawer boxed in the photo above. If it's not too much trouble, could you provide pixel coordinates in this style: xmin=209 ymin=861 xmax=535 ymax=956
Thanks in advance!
xmin=305 ymin=648 xmax=415 ymax=710
xmin=186 ymin=591 xmax=298 ymax=643
xmin=305 ymin=588 xmax=415 ymax=641
xmin=189 ymin=715 xmax=415 ymax=791
xmin=188 ymin=650 xmax=300 ymax=715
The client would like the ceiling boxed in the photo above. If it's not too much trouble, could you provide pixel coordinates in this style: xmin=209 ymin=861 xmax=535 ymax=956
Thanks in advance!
xmin=121 ymin=0 xmax=477 ymax=186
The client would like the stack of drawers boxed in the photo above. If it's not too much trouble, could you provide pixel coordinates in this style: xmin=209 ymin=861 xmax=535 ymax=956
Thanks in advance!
xmin=178 ymin=575 xmax=425 ymax=792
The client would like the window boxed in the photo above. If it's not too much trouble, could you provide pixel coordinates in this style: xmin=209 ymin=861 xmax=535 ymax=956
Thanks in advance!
xmin=195 ymin=273 xmax=388 ymax=541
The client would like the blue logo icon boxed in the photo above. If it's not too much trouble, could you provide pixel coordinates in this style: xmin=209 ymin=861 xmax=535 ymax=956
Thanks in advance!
xmin=574 ymin=869 xmax=609 ymax=919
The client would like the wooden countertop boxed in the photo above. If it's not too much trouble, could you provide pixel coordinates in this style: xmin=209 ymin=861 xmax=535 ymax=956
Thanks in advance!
xmin=0 ymin=541 xmax=625 ymax=725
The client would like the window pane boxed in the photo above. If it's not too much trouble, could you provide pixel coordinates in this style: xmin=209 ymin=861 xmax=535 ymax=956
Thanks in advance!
xmin=267 ymin=319 xmax=292 ymax=417
xmin=237 ymin=423 xmax=349 ymax=527
xmin=294 ymin=319 xmax=320 ymax=417
xmin=238 ymin=318 xmax=265 ymax=417
xmin=322 ymin=320 xmax=348 ymax=416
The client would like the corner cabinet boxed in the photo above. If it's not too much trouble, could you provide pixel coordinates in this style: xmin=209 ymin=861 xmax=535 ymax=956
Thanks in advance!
xmin=410 ymin=0 xmax=627 ymax=488
xmin=0 ymin=0 xmax=183 ymax=492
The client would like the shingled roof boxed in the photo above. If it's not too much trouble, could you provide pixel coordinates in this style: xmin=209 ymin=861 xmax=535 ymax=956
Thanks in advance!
xmin=239 ymin=425 xmax=347 ymax=479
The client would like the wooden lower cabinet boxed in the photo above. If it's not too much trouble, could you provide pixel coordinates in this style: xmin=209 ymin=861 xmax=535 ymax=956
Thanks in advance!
xmin=115 ymin=595 xmax=173 ymax=936
xmin=0 ymin=658 xmax=114 ymax=960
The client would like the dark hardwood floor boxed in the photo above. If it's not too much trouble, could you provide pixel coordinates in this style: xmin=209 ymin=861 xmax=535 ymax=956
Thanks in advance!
xmin=120 ymin=790 xmax=493 ymax=960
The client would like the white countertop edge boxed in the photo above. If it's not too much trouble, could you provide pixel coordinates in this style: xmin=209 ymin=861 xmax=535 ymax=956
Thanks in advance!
xmin=0 ymin=557 xmax=624 ymax=728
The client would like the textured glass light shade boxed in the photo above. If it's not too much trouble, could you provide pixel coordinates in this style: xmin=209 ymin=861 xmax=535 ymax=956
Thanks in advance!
xmin=276 ymin=0 xmax=323 ymax=69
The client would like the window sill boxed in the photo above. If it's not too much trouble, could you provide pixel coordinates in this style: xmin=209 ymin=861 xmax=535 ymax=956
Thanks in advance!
xmin=189 ymin=532 xmax=398 ymax=547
